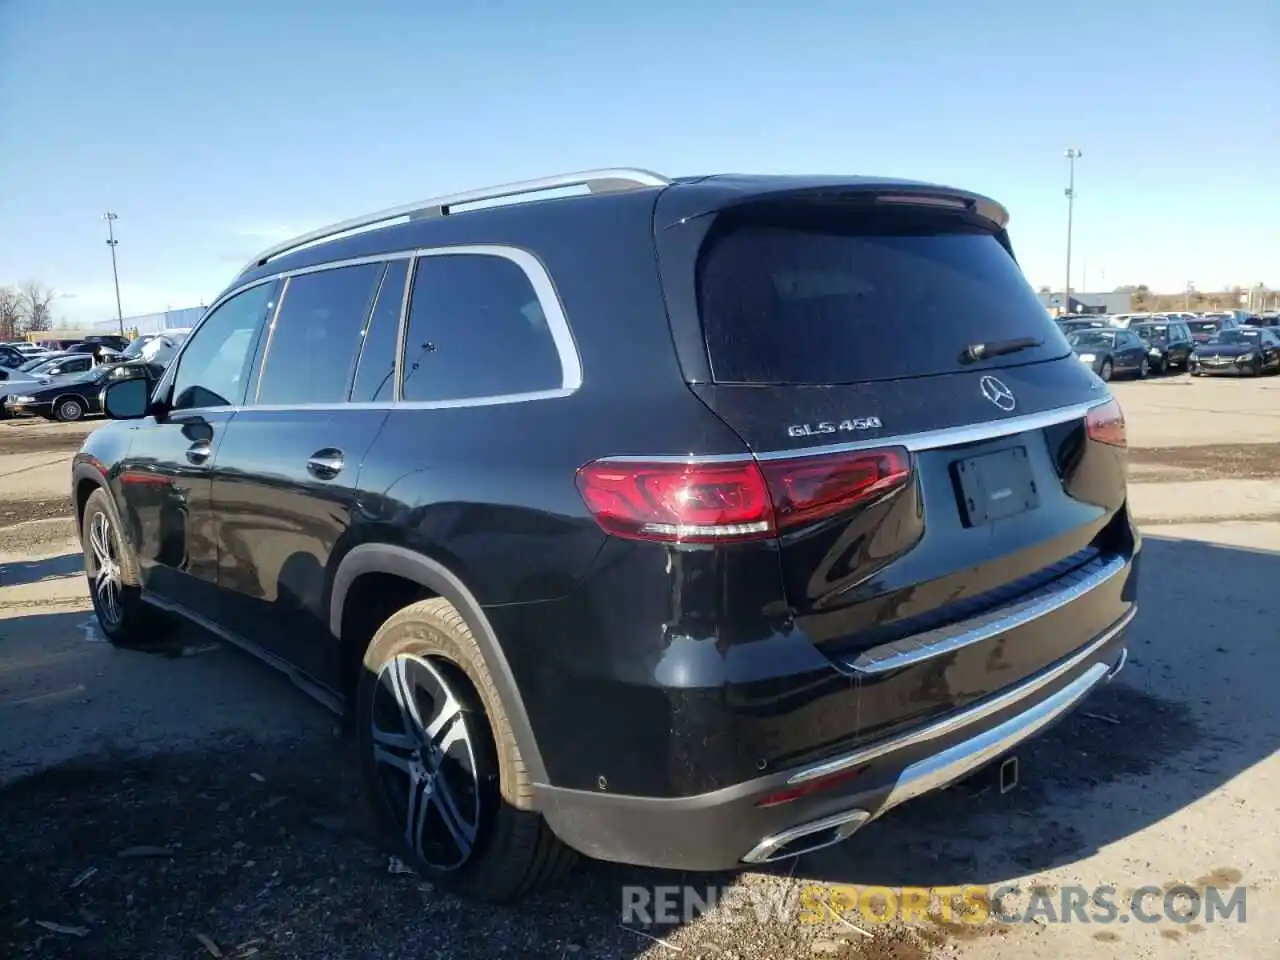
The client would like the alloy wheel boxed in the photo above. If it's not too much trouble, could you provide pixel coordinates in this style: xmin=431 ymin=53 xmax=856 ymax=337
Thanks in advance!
xmin=371 ymin=654 xmax=484 ymax=872
xmin=88 ymin=512 xmax=123 ymax=627
xmin=59 ymin=399 xmax=83 ymax=421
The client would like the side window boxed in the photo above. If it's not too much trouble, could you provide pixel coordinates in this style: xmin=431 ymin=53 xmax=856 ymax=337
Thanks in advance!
xmin=350 ymin=259 xmax=409 ymax=403
xmin=172 ymin=281 xmax=279 ymax=411
xmin=255 ymin=263 xmax=383 ymax=406
xmin=65 ymin=356 xmax=92 ymax=373
xmin=400 ymin=253 xmax=564 ymax=403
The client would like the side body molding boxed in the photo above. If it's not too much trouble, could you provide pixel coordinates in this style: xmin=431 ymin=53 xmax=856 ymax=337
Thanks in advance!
xmin=329 ymin=543 xmax=549 ymax=788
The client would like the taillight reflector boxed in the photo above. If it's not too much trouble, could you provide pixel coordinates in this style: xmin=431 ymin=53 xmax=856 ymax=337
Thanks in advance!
xmin=1085 ymin=398 xmax=1126 ymax=448
xmin=756 ymin=767 xmax=862 ymax=808
xmin=575 ymin=447 xmax=911 ymax=544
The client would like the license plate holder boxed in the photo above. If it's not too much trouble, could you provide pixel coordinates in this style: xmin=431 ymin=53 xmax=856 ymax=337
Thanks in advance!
xmin=952 ymin=446 xmax=1039 ymax=527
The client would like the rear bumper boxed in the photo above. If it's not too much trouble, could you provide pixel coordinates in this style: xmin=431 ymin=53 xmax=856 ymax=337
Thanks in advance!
xmin=536 ymin=604 xmax=1133 ymax=871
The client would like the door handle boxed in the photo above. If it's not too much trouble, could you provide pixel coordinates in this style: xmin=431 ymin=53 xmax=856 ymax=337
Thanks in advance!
xmin=307 ymin=449 xmax=345 ymax=480
xmin=186 ymin=443 xmax=212 ymax=465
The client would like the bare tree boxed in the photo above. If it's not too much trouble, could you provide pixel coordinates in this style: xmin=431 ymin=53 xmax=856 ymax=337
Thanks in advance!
xmin=0 ymin=286 xmax=21 ymax=341
xmin=19 ymin=281 xmax=55 ymax=332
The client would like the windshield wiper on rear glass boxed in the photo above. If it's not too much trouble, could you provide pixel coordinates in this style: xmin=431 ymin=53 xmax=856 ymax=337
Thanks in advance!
xmin=960 ymin=337 xmax=1043 ymax=364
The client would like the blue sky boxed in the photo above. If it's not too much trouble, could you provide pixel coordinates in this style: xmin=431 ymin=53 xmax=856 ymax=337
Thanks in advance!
xmin=1 ymin=0 xmax=1275 ymax=326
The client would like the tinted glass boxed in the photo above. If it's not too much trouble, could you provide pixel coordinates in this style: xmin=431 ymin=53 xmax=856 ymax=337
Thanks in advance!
xmin=1191 ymin=320 xmax=1221 ymax=334
xmin=697 ymin=205 xmax=1069 ymax=384
xmin=401 ymin=254 xmax=563 ymax=402
xmin=256 ymin=263 xmax=383 ymax=406
xmin=351 ymin=259 xmax=408 ymax=403
xmin=1069 ymin=331 xmax=1116 ymax=348
xmin=172 ymin=281 xmax=278 ymax=410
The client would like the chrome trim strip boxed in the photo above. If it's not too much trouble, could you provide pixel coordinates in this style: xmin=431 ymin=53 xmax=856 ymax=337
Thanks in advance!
xmin=155 ymin=244 xmax=583 ymax=415
xmin=785 ymin=604 xmax=1136 ymax=786
xmin=847 ymin=554 xmax=1128 ymax=675
xmin=875 ymin=660 xmax=1110 ymax=815
xmin=599 ymin=398 xmax=1111 ymax=465
xmin=241 ymin=167 xmax=670 ymax=273
xmin=741 ymin=808 xmax=871 ymax=865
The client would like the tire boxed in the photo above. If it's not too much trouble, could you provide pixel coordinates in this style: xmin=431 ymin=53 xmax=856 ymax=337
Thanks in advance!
xmin=1137 ymin=356 xmax=1150 ymax=379
xmin=1099 ymin=359 xmax=1113 ymax=382
xmin=1152 ymin=353 xmax=1167 ymax=375
xmin=55 ymin=396 xmax=85 ymax=422
xmin=80 ymin=487 xmax=169 ymax=646
xmin=357 ymin=597 xmax=575 ymax=902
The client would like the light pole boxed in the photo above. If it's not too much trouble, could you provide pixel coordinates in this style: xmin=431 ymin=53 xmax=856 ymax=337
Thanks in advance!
xmin=103 ymin=212 xmax=124 ymax=336
xmin=1062 ymin=148 xmax=1082 ymax=317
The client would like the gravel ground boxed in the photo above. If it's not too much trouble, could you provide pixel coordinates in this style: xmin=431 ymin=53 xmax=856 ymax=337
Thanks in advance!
xmin=1128 ymin=442 xmax=1280 ymax=481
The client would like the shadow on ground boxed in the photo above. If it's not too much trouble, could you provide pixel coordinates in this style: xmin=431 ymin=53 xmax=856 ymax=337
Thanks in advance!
xmin=0 ymin=535 xmax=1275 ymax=959
xmin=0 ymin=553 xmax=82 ymax=589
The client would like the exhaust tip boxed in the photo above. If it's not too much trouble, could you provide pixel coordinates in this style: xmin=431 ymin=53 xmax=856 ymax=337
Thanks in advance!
xmin=742 ymin=808 xmax=870 ymax=865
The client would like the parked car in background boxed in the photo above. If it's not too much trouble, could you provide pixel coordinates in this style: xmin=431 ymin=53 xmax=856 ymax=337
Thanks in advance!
xmin=1188 ymin=313 xmax=1242 ymax=343
xmin=71 ymin=168 xmax=1138 ymax=901
xmin=32 ymin=337 xmax=83 ymax=351
xmin=1128 ymin=320 xmax=1194 ymax=373
xmin=1057 ymin=318 xmax=1110 ymax=335
xmin=4 ymin=360 xmax=164 ymax=421
xmin=1067 ymin=328 xmax=1151 ymax=380
xmin=83 ymin=334 xmax=132 ymax=352
xmin=120 ymin=329 xmax=191 ymax=367
xmin=64 ymin=341 xmax=125 ymax=363
xmin=1107 ymin=313 xmax=1155 ymax=328
xmin=1189 ymin=327 xmax=1280 ymax=377
xmin=0 ymin=343 xmax=46 ymax=369
xmin=0 ymin=351 xmax=109 ymax=417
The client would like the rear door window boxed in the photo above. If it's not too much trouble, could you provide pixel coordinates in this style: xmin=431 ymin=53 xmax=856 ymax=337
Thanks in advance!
xmin=697 ymin=205 xmax=1069 ymax=384
xmin=255 ymin=263 xmax=383 ymax=406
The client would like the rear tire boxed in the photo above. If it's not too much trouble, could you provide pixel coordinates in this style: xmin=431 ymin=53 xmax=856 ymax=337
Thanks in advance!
xmin=81 ymin=488 xmax=170 ymax=647
xmin=55 ymin=396 xmax=85 ymax=422
xmin=357 ymin=597 xmax=575 ymax=902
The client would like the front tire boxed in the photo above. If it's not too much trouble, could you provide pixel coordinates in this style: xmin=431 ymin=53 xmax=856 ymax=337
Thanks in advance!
xmin=1099 ymin=359 xmax=1113 ymax=382
xmin=81 ymin=488 xmax=169 ymax=646
xmin=55 ymin=396 xmax=85 ymax=422
xmin=357 ymin=598 xmax=575 ymax=902
xmin=1137 ymin=356 xmax=1150 ymax=379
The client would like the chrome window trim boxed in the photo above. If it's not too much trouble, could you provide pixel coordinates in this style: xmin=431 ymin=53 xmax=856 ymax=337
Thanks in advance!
xmin=153 ymin=243 xmax=582 ymax=415
xmin=598 ymin=397 xmax=1112 ymax=464
xmin=345 ymin=261 xmax=393 ymax=402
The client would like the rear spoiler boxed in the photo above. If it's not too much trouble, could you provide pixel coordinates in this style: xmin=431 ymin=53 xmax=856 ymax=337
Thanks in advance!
xmin=655 ymin=175 xmax=1010 ymax=232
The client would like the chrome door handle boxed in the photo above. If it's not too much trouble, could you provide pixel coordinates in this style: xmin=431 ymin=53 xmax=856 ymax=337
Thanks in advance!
xmin=307 ymin=450 xmax=345 ymax=480
xmin=186 ymin=443 xmax=212 ymax=465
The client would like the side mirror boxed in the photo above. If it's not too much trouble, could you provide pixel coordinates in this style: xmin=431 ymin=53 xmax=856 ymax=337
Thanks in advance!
xmin=103 ymin=376 xmax=153 ymax=420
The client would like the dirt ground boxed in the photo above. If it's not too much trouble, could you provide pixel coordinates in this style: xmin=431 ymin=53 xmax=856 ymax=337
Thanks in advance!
xmin=1 ymin=378 xmax=1277 ymax=959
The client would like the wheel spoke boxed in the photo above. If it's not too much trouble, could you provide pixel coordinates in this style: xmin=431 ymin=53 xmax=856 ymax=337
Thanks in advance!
xmin=373 ymin=742 xmax=414 ymax=775
xmin=430 ymin=773 xmax=476 ymax=857
xmin=405 ymin=772 xmax=431 ymax=853
xmin=389 ymin=656 xmax=426 ymax=740
xmin=424 ymin=690 xmax=461 ymax=744
xmin=432 ymin=714 xmax=466 ymax=762
xmin=371 ymin=725 xmax=417 ymax=752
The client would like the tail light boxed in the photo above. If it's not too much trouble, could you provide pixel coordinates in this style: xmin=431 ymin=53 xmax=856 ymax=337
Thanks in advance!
xmin=575 ymin=447 xmax=911 ymax=543
xmin=1085 ymin=398 xmax=1126 ymax=448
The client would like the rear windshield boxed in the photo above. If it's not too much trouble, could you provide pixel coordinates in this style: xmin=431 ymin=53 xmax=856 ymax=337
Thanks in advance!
xmin=696 ymin=206 xmax=1069 ymax=384
xmin=1191 ymin=320 xmax=1222 ymax=333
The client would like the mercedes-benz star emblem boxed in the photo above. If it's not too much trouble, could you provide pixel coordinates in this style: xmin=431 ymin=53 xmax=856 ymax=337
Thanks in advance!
xmin=979 ymin=375 xmax=1016 ymax=412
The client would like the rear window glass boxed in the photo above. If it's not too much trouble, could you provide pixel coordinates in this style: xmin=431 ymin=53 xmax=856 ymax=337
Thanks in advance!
xmin=697 ymin=206 xmax=1069 ymax=384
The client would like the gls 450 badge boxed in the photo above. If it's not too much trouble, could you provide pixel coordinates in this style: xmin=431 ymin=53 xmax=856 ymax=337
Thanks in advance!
xmin=787 ymin=417 xmax=883 ymax=438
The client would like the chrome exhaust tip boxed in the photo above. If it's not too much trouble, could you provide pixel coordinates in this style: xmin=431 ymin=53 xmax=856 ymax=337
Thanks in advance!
xmin=741 ymin=808 xmax=870 ymax=865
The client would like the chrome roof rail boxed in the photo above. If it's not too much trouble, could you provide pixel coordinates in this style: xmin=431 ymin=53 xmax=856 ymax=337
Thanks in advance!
xmin=241 ymin=168 xmax=670 ymax=274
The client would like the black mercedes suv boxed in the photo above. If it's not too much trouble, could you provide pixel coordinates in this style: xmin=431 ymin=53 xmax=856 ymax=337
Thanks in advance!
xmin=72 ymin=169 xmax=1139 ymax=902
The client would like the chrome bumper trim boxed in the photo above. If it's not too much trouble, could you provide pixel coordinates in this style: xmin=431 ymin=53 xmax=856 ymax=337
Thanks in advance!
xmin=848 ymin=554 xmax=1128 ymax=675
xmin=875 ymin=659 xmax=1110 ymax=815
xmin=787 ymin=605 xmax=1136 ymax=786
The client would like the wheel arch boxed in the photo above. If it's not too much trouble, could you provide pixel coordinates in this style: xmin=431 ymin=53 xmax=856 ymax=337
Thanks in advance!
xmin=330 ymin=543 xmax=549 ymax=787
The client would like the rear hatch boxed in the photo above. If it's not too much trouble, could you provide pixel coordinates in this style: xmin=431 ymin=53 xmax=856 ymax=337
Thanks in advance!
xmin=653 ymin=180 xmax=1134 ymax=737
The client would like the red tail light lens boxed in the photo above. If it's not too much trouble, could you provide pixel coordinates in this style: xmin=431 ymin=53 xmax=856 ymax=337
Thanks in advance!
xmin=1085 ymin=398 xmax=1126 ymax=448
xmin=575 ymin=447 xmax=911 ymax=543
xmin=762 ymin=448 xmax=911 ymax=531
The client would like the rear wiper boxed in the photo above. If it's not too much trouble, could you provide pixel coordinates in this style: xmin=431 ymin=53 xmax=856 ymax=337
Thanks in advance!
xmin=960 ymin=337 xmax=1043 ymax=364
